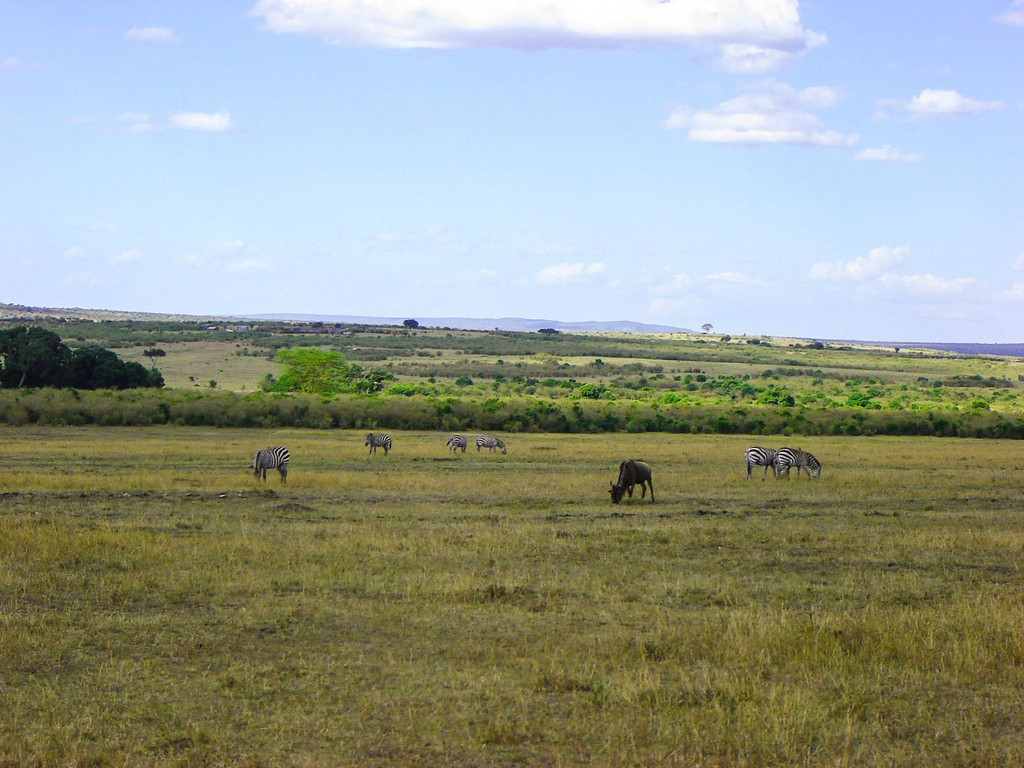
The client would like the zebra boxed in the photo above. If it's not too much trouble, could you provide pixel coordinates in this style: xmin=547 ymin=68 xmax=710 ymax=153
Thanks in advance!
xmin=476 ymin=435 xmax=507 ymax=454
xmin=776 ymin=447 xmax=822 ymax=479
xmin=251 ymin=446 xmax=290 ymax=483
xmin=365 ymin=432 xmax=392 ymax=455
xmin=446 ymin=434 xmax=468 ymax=453
xmin=745 ymin=446 xmax=778 ymax=480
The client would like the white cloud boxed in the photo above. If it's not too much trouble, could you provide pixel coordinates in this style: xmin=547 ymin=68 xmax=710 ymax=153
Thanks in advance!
xmin=535 ymin=261 xmax=605 ymax=285
xmin=250 ymin=0 xmax=821 ymax=67
xmin=707 ymin=270 xmax=753 ymax=283
xmin=1 ymin=57 xmax=38 ymax=72
xmin=996 ymin=283 xmax=1024 ymax=302
xmin=903 ymin=89 xmax=1003 ymax=117
xmin=810 ymin=245 xmax=909 ymax=281
xmin=1013 ymin=253 xmax=1024 ymax=270
xmin=110 ymin=249 xmax=143 ymax=264
xmin=854 ymin=145 xmax=923 ymax=163
xmin=718 ymin=29 xmax=826 ymax=73
xmin=872 ymin=273 xmax=974 ymax=297
xmin=170 ymin=110 xmax=233 ymax=132
xmin=224 ymin=258 xmax=275 ymax=274
xmin=667 ymin=81 xmax=857 ymax=147
xmin=650 ymin=273 xmax=696 ymax=295
xmin=994 ymin=1 xmax=1024 ymax=26
xmin=124 ymin=27 xmax=181 ymax=43
xmin=116 ymin=112 xmax=159 ymax=133
xmin=63 ymin=247 xmax=86 ymax=259
xmin=218 ymin=239 xmax=247 ymax=252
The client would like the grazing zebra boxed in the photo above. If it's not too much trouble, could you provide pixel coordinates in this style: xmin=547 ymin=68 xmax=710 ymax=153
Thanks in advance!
xmin=251 ymin=446 xmax=290 ymax=483
xmin=365 ymin=432 xmax=392 ymax=455
xmin=609 ymin=459 xmax=654 ymax=504
xmin=776 ymin=447 xmax=822 ymax=479
xmin=745 ymin=446 xmax=778 ymax=480
xmin=476 ymin=435 xmax=507 ymax=454
xmin=446 ymin=434 xmax=468 ymax=453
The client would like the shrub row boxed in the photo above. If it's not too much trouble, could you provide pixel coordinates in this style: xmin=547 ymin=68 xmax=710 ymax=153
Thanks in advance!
xmin=1 ymin=389 xmax=1022 ymax=438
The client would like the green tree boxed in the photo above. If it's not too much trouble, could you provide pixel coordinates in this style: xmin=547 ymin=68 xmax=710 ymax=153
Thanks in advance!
xmin=0 ymin=326 xmax=71 ymax=388
xmin=272 ymin=348 xmax=362 ymax=395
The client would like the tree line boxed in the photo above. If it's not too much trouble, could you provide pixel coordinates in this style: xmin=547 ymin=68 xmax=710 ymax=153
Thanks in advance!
xmin=0 ymin=326 xmax=164 ymax=390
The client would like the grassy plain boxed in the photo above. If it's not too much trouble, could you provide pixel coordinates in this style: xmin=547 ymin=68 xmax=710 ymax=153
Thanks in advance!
xmin=2 ymin=426 xmax=1023 ymax=766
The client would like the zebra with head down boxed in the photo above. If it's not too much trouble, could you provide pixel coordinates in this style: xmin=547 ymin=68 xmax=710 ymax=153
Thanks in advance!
xmin=251 ymin=446 xmax=290 ymax=483
xmin=446 ymin=434 xmax=468 ymax=453
xmin=476 ymin=435 xmax=507 ymax=454
xmin=745 ymin=446 xmax=778 ymax=480
xmin=776 ymin=447 xmax=822 ymax=478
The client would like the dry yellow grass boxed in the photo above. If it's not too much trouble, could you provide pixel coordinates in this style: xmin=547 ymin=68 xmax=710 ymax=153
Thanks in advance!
xmin=1 ymin=426 xmax=1023 ymax=766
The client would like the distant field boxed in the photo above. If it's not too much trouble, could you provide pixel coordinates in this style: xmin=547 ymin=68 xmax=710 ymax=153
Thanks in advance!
xmin=118 ymin=340 xmax=281 ymax=392
xmin=2 ymin=319 xmax=1022 ymax=437
xmin=2 ymin=426 xmax=1023 ymax=766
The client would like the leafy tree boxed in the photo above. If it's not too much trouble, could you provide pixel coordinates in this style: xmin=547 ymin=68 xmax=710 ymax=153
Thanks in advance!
xmin=68 ymin=347 xmax=127 ymax=389
xmin=0 ymin=326 xmax=162 ymax=390
xmin=271 ymin=348 xmax=363 ymax=395
xmin=67 ymin=346 xmax=165 ymax=389
xmin=701 ymin=323 xmax=713 ymax=334
xmin=0 ymin=326 xmax=71 ymax=388
xmin=403 ymin=319 xmax=420 ymax=329
xmin=143 ymin=348 xmax=167 ymax=367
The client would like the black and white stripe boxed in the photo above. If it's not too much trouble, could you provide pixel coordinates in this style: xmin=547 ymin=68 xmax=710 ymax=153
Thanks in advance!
xmin=365 ymin=432 xmax=393 ymax=455
xmin=745 ymin=446 xmax=778 ymax=480
xmin=446 ymin=434 xmax=468 ymax=453
xmin=476 ymin=435 xmax=507 ymax=454
xmin=251 ymin=446 xmax=290 ymax=483
xmin=776 ymin=447 xmax=822 ymax=479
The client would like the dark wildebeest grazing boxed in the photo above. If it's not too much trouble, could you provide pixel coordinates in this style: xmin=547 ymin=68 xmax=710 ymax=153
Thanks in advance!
xmin=609 ymin=459 xmax=654 ymax=503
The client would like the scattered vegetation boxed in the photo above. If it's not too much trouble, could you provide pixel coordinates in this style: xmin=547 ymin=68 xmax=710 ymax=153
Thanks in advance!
xmin=0 ymin=320 xmax=1021 ymax=437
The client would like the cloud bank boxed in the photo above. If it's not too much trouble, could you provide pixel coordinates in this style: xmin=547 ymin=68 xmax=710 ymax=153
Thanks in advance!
xmin=903 ymin=89 xmax=1003 ymax=117
xmin=250 ymin=0 xmax=820 ymax=66
xmin=667 ymin=81 xmax=857 ymax=146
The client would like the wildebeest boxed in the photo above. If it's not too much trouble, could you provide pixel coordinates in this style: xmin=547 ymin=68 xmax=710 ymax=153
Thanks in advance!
xmin=609 ymin=459 xmax=654 ymax=503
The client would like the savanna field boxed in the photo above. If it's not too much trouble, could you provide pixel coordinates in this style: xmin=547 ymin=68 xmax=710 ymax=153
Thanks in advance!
xmin=1 ymin=318 xmax=1024 ymax=766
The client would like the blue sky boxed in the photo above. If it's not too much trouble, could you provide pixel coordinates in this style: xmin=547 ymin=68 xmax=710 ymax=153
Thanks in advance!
xmin=1 ymin=1 xmax=1022 ymax=342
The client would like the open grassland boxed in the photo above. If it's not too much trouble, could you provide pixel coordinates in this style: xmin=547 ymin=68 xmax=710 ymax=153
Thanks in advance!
xmin=2 ymin=426 xmax=1023 ymax=766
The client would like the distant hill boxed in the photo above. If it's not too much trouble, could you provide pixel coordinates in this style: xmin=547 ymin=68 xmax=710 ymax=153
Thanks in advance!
xmin=821 ymin=339 xmax=1024 ymax=358
xmin=252 ymin=314 xmax=692 ymax=334
xmin=3 ymin=303 xmax=1022 ymax=355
